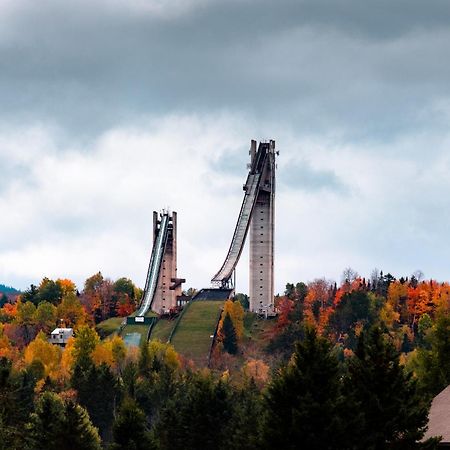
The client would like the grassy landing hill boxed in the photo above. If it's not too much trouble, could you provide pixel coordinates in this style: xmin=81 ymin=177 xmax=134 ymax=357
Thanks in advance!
xmin=150 ymin=318 xmax=177 ymax=343
xmin=169 ymin=300 xmax=225 ymax=366
xmin=95 ymin=300 xmax=278 ymax=370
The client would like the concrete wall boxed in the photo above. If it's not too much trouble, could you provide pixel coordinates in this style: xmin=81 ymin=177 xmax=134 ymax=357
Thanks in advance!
xmin=249 ymin=141 xmax=275 ymax=315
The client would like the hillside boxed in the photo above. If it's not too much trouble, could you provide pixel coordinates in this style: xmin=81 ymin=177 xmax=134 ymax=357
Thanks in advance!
xmin=169 ymin=300 xmax=225 ymax=366
xmin=0 ymin=284 xmax=20 ymax=295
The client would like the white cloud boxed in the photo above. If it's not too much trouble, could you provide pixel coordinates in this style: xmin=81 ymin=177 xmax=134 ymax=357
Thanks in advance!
xmin=2 ymin=112 xmax=450 ymax=295
xmin=0 ymin=114 xmax=258 ymax=291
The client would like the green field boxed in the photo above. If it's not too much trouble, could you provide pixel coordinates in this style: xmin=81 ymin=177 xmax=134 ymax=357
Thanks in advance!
xmin=150 ymin=318 xmax=176 ymax=343
xmin=95 ymin=317 xmax=124 ymax=339
xmin=170 ymin=300 xmax=224 ymax=366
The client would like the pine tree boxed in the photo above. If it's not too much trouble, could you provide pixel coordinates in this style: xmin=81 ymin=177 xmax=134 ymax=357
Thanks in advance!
xmin=0 ymin=358 xmax=32 ymax=449
xmin=27 ymin=392 xmax=65 ymax=450
xmin=71 ymin=360 xmax=117 ymax=441
xmin=347 ymin=327 xmax=439 ymax=449
xmin=221 ymin=379 xmax=263 ymax=450
xmin=222 ymin=312 xmax=238 ymax=354
xmin=27 ymin=392 xmax=101 ymax=450
xmin=62 ymin=400 xmax=102 ymax=450
xmin=110 ymin=398 xmax=154 ymax=450
xmin=261 ymin=327 xmax=356 ymax=450
xmin=154 ymin=372 xmax=233 ymax=450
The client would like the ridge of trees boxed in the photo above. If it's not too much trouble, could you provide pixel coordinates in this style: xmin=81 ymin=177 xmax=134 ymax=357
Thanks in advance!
xmin=0 ymin=284 xmax=20 ymax=295
xmin=0 ymin=267 xmax=449 ymax=447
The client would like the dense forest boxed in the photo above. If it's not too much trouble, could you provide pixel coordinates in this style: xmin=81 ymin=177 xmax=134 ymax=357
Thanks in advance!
xmin=0 ymin=268 xmax=448 ymax=448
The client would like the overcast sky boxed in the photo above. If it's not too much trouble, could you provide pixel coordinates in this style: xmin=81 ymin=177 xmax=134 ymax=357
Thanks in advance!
xmin=1 ymin=0 xmax=450 ymax=294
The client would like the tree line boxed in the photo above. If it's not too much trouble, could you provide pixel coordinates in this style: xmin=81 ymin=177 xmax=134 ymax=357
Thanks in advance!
xmin=0 ymin=323 xmax=440 ymax=449
xmin=1 ymin=267 xmax=449 ymax=447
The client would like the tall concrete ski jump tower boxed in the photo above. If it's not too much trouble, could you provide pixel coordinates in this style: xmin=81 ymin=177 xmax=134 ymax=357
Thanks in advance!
xmin=136 ymin=210 xmax=185 ymax=318
xmin=248 ymin=140 xmax=275 ymax=314
xmin=151 ymin=211 xmax=183 ymax=314
xmin=212 ymin=140 xmax=276 ymax=316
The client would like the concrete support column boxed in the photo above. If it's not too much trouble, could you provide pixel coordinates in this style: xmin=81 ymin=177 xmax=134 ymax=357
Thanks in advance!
xmin=249 ymin=141 xmax=275 ymax=315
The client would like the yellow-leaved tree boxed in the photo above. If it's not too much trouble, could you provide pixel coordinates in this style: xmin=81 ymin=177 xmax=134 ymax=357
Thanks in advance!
xmin=91 ymin=335 xmax=127 ymax=371
xmin=60 ymin=336 xmax=75 ymax=380
xmin=219 ymin=299 xmax=244 ymax=339
xmin=24 ymin=331 xmax=62 ymax=379
xmin=111 ymin=335 xmax=127 ymax=372
xmin=147 ymin=340 xmax=180 ymax=372
xmin=92 ymin=341 xmax=114 ymax=367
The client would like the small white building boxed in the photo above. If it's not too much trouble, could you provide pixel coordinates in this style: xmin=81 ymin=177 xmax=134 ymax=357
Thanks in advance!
xmin=49 ymin=328 xmax=73 ymax=347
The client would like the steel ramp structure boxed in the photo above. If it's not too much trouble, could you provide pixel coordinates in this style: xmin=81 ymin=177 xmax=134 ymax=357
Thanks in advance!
xmin=212 ymin=140 xmax=276 ymax=315
xmin=137 ymin=212 xmax=170 ymax=316
xmin=211 ymin=172 xmax=261 ymax=285
xmin=135 ymin=210 xmax=184 ymax=317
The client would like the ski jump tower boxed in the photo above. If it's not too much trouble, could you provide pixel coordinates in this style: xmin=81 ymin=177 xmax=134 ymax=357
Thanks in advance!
xmin=212 ymin=140 xmax=276 ymax=315
xmin=136 ymin=210 xmax=185 ymax=317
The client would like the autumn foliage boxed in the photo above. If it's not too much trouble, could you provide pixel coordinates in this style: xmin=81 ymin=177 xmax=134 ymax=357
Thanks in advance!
xmin=271 ymin=270 xmax=450 ymax=358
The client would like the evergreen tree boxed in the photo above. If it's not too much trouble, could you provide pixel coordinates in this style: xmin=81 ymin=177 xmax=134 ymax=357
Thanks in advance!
xmin=327 ymin=290 xmax=374 ymax=349
xmin=122 ymin=362 xmax=138 ymax=399
xmin=61 ymin=400 xmax=102 ymax=450
xmin=135 ymin=340 xmax=180 ymax=425
xmin=27 ymin=391 xmax=65 ymax=450
xmin=21 ymin=284 xmax=39 ymax=306
xmin=262 ymin=328 xmax=356 ymax=450
xmin=0 ymin=358 xmax=32 ymax=449
xmin=36 ymin=278 xmax=63 ymax=305
xmin=27 ymin=392 xmax=101 ymax=450
xmin=417 ymin=313 xmax=432 ymax=349
xmin=138 ymin=340 xmax=151 ymax=376
xmin=71 ymin=360 xmax=117 ymax=442
xmin=266 ymin=321 xmax=306 ymax=362
xmin=347 ymin=327 xmax=439 ymax=449
xmin=154 ymin=372 xmax=233 ymax=450
xmin=222 ymin=312 xmax=238 ymax=354
xmin=0 ymin=294 xmax=8 ymax=308
xmin=110 ymin=398 xmax=154 ymax=450
xmin=415 ymin=313 xmax=450 ymax=396
xmin=221 ymin=379 xmax=263 ymax=450
xmin=72 ymin=326 xmax=99 ymax=369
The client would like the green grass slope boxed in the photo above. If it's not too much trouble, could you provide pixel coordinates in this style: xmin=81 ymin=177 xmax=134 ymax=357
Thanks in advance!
xmin=95 ymin=317 xmax=124 ymax=339
xmin=170 ymin=300 xmax=224 ymax=366
xmin=150 ymin=318 xmax=177 ymax=343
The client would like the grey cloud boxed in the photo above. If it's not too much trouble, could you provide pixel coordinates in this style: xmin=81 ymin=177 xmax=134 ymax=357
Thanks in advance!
xmin=209 ymin=144 xmax=249 ymax=176
xmin=1 ymin=0 xmax=450 ymax=143
xmin=280 ymin=159 xmax=348 ymax=193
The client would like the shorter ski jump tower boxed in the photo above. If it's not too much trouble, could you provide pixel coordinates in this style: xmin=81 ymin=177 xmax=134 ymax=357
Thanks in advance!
xmin=212 ymin=140 xmax=276 ymax=316
xmin=136 ymin=210 xmax=184 ymax=317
